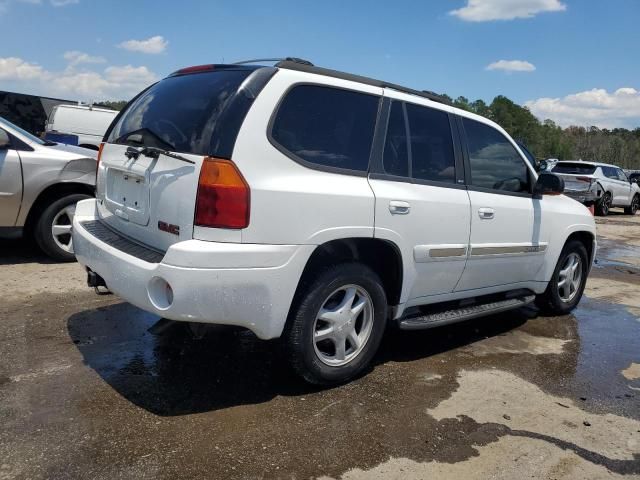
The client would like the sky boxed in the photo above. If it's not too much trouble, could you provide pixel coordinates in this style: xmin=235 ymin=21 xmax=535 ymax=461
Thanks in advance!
xmin=0 ymin=0 xmax=639 ymax=129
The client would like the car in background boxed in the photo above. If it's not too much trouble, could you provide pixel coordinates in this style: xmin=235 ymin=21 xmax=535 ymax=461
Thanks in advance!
xmin=0 ymin=116 xmax=97 ymax=261
xmin=551 ymin=160 xmax=640 ymax=216
xmin=44 ymin=104 xmax=118 ymax=151
xmin=629 ymin=172 xmax=640 ymax=185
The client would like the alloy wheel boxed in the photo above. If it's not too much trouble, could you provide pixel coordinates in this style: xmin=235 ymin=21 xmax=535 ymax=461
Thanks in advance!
xmin=51 ymin=204 xmax=75 ymax=254
xmin=557 ymin=252 xmax=583 ymax=303
xmin=313 ymin=285 xmax=374 ymax=367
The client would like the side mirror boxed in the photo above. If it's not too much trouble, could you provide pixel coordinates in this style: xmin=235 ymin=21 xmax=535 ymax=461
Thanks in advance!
xmin=533 ymin=172 xmax=564 ymax=198
xmin=536 ymin=159 xmax=548 ymax=172
xmin=0 ymin=130 xmax=10 ymax=150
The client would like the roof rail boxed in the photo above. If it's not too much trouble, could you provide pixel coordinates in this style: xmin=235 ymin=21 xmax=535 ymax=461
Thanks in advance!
xmin=275 ymin=61 xmax=451 ymax=106
xmin=232 ymin=57 xmax=314 ymax=66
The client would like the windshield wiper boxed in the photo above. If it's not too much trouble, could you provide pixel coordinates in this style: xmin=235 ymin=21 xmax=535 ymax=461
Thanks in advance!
xmin=125 ymin=146 xmax=195 ymax=164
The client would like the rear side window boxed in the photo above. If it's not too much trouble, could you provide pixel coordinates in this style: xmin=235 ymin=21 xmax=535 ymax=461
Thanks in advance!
xmin=108 ymin=69 xmax=258 ymax=156
xmin=463 ymin=118 xmax=530 ymax=193
xmin=552 ymin=163 xmax=597 ymax=175
xmin=406 ymin=103 xmax=455 ymax=184
xmin=271 ymin=85 xmax=379 ymax=172
xmin=383 ymin=102 xmax=409 ymax=177
xmin=602 ymin=166 xmax=618 ymax=179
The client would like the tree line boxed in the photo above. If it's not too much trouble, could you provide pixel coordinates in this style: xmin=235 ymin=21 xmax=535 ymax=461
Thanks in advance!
xmin=97 ymin=95 xmax=640 ymax=169
xmin=442 ymin=94 xmax=640 ymax=170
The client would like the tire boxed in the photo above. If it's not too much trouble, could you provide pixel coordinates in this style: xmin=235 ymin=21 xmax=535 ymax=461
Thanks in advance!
xmin=536 ymin=240 xmax=589 ymax=315
xmin=595 ymin=192 xmax=612 ymax=216
xmin=283 ymin=263 xmax=388 ymax=385
xmin=624 ymin=194 xmax=639 ymax=215
xmin=35 ymin=193 xmax=90 ymax=262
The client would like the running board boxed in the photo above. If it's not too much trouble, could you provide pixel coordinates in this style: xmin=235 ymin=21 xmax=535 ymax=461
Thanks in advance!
xmin=398 ymin=295 xmax=536 ymax=330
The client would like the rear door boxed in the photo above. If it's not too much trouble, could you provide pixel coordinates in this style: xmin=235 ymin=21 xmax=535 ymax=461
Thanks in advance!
xmin=369 ymin=97 xmax=471 ymax=301
xmin=0 ymin=129 xmax=22 ymax=226
xmin=455 ymin=116 xmax=548 ymax=291
xmin=97 ymin=66 xmax=273 ymax=251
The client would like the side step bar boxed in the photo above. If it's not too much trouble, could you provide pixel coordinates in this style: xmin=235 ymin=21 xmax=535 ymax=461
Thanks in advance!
xmin=398 ymin=295 xmax=536 ymax=331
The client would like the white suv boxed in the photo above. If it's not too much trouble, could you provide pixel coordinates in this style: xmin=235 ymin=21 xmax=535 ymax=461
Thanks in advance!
xmin=72 ymin=59 xmax=596 ymax=384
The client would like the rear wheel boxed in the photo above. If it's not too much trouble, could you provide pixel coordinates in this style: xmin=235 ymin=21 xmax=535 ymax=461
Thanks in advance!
xmin=595 ymin=192 xmax=612 ymax=216
xmin=283 ymin=263 xmax=387 ymax=385
xmin=536 ymin=240 xmax=589 ymax=315
xmin=624 ymin=194 xmax=639 ymax=215
xmin=35 ymin=194 xmax=90 ymax=262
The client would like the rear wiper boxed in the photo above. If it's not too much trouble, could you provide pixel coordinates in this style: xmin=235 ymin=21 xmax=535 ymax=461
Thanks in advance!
xmin=125 ymin=146 xmax=195 ymax=164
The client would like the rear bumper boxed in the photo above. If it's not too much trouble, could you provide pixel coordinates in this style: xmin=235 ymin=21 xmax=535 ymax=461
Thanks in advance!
xmin=72 ymin=199 xmax=314 ymax=339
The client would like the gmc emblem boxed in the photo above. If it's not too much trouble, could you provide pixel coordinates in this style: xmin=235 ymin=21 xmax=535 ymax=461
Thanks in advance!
xmin=158 ymin=221 xmax=180 ymax=236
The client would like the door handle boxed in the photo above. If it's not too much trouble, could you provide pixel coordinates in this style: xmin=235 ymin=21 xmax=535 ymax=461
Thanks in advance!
xmin=389 ymin=200 xmax=411 ymax=215
xmin=478 ymin=207 xmax=495 ymax=219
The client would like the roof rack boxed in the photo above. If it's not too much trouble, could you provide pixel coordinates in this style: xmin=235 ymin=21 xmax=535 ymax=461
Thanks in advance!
xmin=275 ymin=60 xmax=451 ymax=106
xmin=232 ymin=57 xmax=314 ymax=66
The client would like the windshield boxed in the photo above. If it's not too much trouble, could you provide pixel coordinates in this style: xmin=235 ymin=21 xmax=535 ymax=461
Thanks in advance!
xmin=552 ymin=163 xmax=597 ymax=175
xmin=0 ymin=116 xmax=46 ymax=145
xmin=108 ymin=69 xmax=255 ymax=155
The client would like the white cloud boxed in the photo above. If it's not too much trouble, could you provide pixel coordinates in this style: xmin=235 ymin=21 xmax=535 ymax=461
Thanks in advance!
xmin=486 ymin=59 xmax=536 ymax=72
xmin=0 ymin=57 xmax=46 ymax=80
xmin=50 ymin=0 xmax=78 ymax=5
xmin=0 ymin=55 xmax=157 ymax=100
xmin=1 ymin=0 xmax=78 ymax=14
xmin=450 ymin=0 xmax=566 ymax=22
xmin=525 ymin=88 xmax=640 ymax=129
xmin=118 ymin=35 xmax=168 ymax=54
xmin=63 ymin=50 xmax=106 ymax=68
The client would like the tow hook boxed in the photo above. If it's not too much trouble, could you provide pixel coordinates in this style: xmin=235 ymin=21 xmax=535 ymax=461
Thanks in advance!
xmin=86 ymin=269 xmax=110 ymax=295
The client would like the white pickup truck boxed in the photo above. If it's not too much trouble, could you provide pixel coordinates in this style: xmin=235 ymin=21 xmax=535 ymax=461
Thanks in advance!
xmin=551 ymin=161 xmax=640 ymax=216
xmin=72 ymin=59 xmax=597 ymax=384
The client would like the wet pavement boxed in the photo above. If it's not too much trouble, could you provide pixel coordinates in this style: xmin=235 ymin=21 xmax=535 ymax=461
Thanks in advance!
xmin=1 ymin=213 xmax=640 ymax=479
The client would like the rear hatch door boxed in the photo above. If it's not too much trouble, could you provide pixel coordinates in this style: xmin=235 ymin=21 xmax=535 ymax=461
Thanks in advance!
xmin=95 ymin=66 xmax=273 ymax=252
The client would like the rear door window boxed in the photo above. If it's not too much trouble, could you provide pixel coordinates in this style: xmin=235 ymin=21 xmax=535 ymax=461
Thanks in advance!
xmin=463 ymin=118 xmax=530 ymax=193
xmin=108 ymin=69 xmax=258 ymax=156
xmin=271 ymin=85 xmax=379 ymax=173
xmin=406 ymin=103 xmax=455 ymax=184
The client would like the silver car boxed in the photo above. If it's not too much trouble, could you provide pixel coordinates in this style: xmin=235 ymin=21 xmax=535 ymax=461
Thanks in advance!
xmin=551 ymin=160 xmax=640 ymax=216
xmin=0 ymin=116 xmax=97 ymax=260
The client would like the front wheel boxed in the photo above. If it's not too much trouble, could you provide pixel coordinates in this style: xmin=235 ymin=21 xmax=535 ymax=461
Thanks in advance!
xmin=536 ymin=240 xmax=589 ymax=315
xmin=624 ymin=195 xmax=639 ymax=215
xmin=35 ymin=194 xmax=90 ymax=262
xmin=595 ymin=192 xmax=612 ymax=216
xmin=283 ymin=263 xmax=388 ymax=385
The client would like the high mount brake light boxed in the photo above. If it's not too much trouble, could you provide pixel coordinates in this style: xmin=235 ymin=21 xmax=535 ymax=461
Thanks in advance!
xmin=195 ymin=158 xmax=250 ymax=229
xmin=175 ymin=64 xmax=215 ymax=75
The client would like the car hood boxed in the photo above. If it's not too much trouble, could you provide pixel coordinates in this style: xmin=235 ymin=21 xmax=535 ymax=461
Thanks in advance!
xmin=46 ymin=142 xmax=98 ymax=159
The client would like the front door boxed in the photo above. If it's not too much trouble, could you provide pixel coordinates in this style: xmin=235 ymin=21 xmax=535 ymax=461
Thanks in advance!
xmin=369 ymin=98 xmax=471 ymax=301
xmin=455 ymin=117 xmax=548 ymax=291
xmin=0 ymin=130 xmax=23 ymax=226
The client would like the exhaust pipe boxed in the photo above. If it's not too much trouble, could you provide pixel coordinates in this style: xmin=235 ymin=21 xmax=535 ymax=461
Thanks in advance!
xmin=86 ymin=268 xmax=110 ymax=294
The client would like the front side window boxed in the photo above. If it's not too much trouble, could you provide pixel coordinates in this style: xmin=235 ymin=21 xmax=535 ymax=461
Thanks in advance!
xmin=463 ymin=118 xmax=530 ymax=193
xmin=602 ymin=167 xmax=618 ymax=179
xmin=616 ymin=169 xmax=628 ymax=182
xmin=406 ymin=103 xmax=455 ymax=184
xmin=271 ymin=85 xmax=379 ymax=172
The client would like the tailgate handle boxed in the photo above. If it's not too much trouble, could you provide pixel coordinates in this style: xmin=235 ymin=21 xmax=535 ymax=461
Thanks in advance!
xmin=478 ymin=207 xmax=495 ymax=220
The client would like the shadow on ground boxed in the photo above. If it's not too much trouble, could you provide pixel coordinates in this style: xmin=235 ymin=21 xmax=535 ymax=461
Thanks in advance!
xmin=67 ymin=301 xmax=534 ymax=417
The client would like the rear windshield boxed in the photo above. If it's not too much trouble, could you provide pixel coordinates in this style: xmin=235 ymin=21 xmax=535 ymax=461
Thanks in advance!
xmin=107 ymin=69 xmax=257 ymax=156
xmin=552 ymin=163 xmax=597 ymax=175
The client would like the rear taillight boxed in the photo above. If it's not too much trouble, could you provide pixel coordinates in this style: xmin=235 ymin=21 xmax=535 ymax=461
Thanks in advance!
xmin=195 ymin=157 xmax=250 ymax=229
xmin=96 ymin=142 xmax=105 ymax=181
xmin=576 ymin=176 xmax=592 ymax=183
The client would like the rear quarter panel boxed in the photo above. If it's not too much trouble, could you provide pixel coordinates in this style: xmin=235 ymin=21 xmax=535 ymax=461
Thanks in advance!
xmin=232 ymin=69 xmax=382 ymax=245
